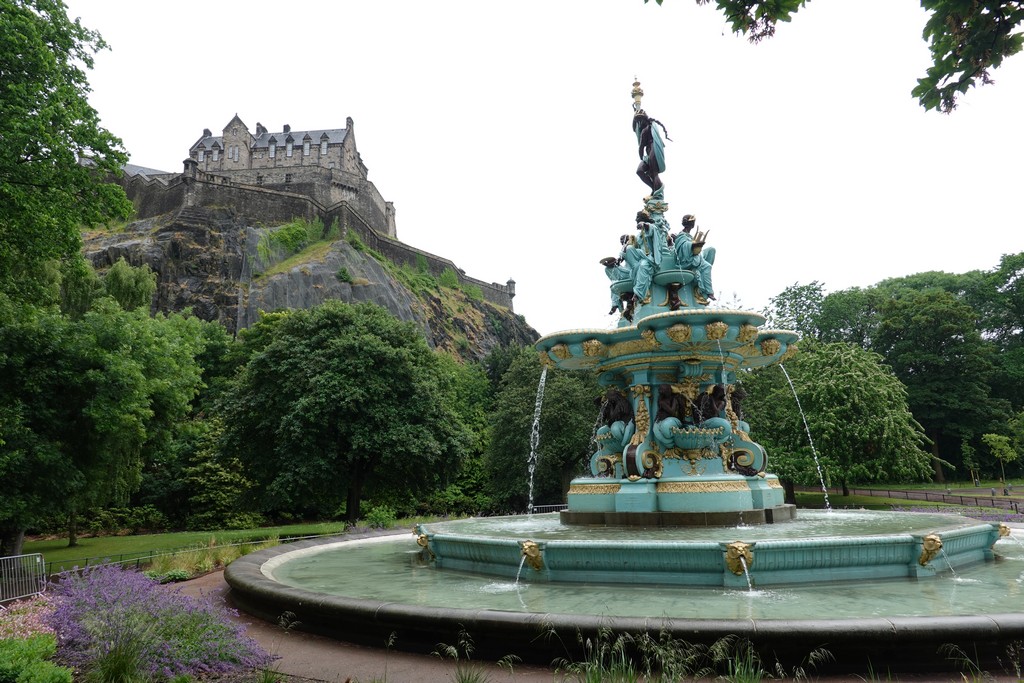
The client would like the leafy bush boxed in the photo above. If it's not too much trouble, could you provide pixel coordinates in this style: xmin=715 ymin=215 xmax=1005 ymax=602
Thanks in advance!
xmin=46 ymin=565 xmax=273 ymax=680
xmin=82 ymin=506 xmax=168 ymax=536
xmin=336 ymin=267 xmax=352 ymax=283
xmin=0 ymin=635 xmax=72 ymax=683
xmin=438 ymin=267 xmax=460 ymax=289
xmin=364 ymin=505 xmax=397 ymax=529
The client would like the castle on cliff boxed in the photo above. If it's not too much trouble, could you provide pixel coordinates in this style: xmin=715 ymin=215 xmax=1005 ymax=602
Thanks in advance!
xmin=115 ymin=115 xmax=515 ymax=310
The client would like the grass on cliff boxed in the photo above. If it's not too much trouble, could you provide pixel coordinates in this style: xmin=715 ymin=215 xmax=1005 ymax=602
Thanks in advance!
xmin=255 ymin=241 xmax=335 ymax=279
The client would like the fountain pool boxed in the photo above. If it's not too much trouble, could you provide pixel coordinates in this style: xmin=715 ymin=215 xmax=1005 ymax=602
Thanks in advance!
xmin=225 ymin=512 xmax=1024 ymax=675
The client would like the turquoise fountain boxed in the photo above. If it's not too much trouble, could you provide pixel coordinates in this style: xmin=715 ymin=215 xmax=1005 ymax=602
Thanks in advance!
xmin=225 ymin=83 xmax=1023 ymax=674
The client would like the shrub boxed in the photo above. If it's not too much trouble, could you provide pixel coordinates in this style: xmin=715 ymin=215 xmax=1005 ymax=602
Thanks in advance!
xmin=46 ymin=565 xmax=273 ymax=680
xmin=438 ymin=267 xmax=460 ymax=289
xmin=0 ymin=635 xmax=73 ymax=683
xmin=336 ymin=267 xmax=352 ymax=283
xmin=364 ymin=504 xmax=397 ymax=529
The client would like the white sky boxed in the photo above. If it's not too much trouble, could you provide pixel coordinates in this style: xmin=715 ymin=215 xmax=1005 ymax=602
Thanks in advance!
xmin=65 ymin=0 xmax=1024 ymax=338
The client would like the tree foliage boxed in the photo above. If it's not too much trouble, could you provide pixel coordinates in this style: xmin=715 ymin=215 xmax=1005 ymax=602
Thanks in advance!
xmin=642 ymin=0 xmax=1024 ymax=112
xmin=217 ymin=301 xmax=472 ymax=521
xmin=741 ymin=341 xmax=933 ymax=493
xmin=0 ymin=299 xmax=205 ymax=553
xmin=484 ymin=349 xmax=601 ymax=511
xmin=0 ymin=0 xmax=132 ymax=303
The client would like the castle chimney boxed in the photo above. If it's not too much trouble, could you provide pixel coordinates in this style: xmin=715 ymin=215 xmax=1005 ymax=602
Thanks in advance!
xmin=283 ymin=124 xmax=290 ymax=133
xmin=203 ymin=128 xmax=212 ymax=137
xmin=256 ymin=122 xmax=266 ymax=135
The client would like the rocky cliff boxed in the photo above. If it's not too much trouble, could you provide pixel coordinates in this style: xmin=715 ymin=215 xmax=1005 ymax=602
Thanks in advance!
xmin=83 ymin=207 xmax=538 ymax=360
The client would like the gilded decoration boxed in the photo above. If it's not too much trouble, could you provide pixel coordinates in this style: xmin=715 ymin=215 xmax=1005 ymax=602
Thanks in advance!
xmin=582 ymin=338 xmax=606 ymax=357
xmin=595 ymin=454 xmax=621 ymax=476
xmin=630 ymin=385 xmax=652 ymax=446
xmin=999 ymin=523 xmax=1011 ymax=538
xmin=705 ymin=321 xmax=729 ymax=341
xmin=551 ymin=343 xmax=571 ymax=360
xmin=641 ymin=448 xmax=664 ymax=479
xmin=732 ymin=343 xmax=759 ymax=359
xmin=725 ymin=386 xmax=740 ymax=431
xmin=610 ymin=329 xmax=660 ymax=357
xmin=725 ymin=541 xmax=754 ymax=576
xmin=521 ymin=540 xmax=544 ymax=571
xmin=760 ymin=338 xmax=781 ymax=356
xmin=919 ymin=534 xmax=943 ymax=566
xmin=569 ymin=483 xmax=621 ymax=495
xmin=657 ymin=481 xmax=749 ymax=493
xmin=415 ymin=533 xmax=435 ymax=560
xmin=767 ymin=478 xmax=782 ymax=488
xmin=778 ymin=344 xmax=799 ymax=363
xmin=666 ymin=323 xmax=692 ymax=343
xmin=737 ymin=323 xmax=759 ymax=343
xmin=537 ymin=351 xmax=555 ymax=369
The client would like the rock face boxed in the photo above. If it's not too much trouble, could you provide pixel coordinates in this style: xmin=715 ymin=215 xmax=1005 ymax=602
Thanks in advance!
xmin=83 ymin=207 xmax=538 ymax=360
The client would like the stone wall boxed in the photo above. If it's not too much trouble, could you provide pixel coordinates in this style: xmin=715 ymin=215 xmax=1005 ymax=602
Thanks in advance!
xmin=114 ymin=169 xmax=515 ymax=310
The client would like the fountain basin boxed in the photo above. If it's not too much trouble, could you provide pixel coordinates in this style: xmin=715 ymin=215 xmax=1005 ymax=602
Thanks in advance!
xmin=416 ymin=511 xmax=1001 ymax=587
xmin=224 ymin=517 xmax=1024 ymax=675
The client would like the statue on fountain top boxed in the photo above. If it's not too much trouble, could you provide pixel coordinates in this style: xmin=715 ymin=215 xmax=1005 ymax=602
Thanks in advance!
xmin=602 ymin=81 xmax=716 ymax=322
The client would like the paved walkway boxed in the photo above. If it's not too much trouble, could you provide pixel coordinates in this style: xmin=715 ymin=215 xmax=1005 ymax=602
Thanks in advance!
xmin=177 ymin=570 xmax=557 ymax=682
xmin=178 ymin=569 xmax=1024 ymax=682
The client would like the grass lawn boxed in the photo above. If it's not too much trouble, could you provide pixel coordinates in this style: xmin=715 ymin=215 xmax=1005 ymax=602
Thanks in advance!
xmin=24 ymin=521 xmax=354 ymax=572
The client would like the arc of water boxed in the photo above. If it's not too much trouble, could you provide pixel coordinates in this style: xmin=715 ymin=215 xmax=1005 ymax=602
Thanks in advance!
xmin=779 ymin=364 xmax=831 ymax=511
xmin=738 ymin=555 xmax=754 ymax=591
xmin=526 ymin=367 xmax=548 ymax=515
xmin=938 ymin=548 xmax=959 ymax=578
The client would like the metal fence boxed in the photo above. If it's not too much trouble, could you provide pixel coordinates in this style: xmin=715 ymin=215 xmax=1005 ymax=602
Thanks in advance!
xmin=0 ymin=553 xmax=46 ymax=604
xmin=42 ymin=532 xmax=344 ymax=577
xmin=799 ymin=486 xmax=1021 ymax=514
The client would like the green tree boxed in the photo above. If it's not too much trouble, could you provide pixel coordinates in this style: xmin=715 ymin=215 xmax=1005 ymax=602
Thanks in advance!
xmin=0 ymin=0 xmax=132 ymax=303
xmin=741 ymin=341 xmax=933 ymax=497
xmin=643 ymin=0 xmax=1024 ymax=113
xmin=872 ymin=288 xmax=1007 ymax=481
xmin=981 ymin=433 xmax=1019 ymax=484
xmin=0 ymin=299 xmax=204 ymax=553
xmin=763 ymin=280 xmax=824 ymax=338
xmin=484 ymin=349 xmax=601 ymax=511
xmin=102 ymin=257 xmax=156 ymax=311
xmin=218 ymin=301 xmax=471 ymax=522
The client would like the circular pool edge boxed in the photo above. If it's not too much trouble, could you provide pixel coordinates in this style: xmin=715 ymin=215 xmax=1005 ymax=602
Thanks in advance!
xmin=224 ymin=530 xmax=1024 ymax=675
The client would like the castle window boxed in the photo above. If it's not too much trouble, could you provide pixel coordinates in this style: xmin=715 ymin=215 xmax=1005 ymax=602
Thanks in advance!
xmin=198 ymin=150 xmax=205 ymax=162
xmin=303 ymin=140 xmax=310 ymax=156
xmin=233 ymin=146 xmax=240 ymax=162
xmin=321 ymin=140 xmax=328 ymax=155
xmin=269 ymin=143 xmax=276 ymax=158
xmin=286 ymin=141 xmax=293 ymax=157
xmin=256 ymin=175 xmax=263 ymax=186
xmin=285 ymin=173 xmax=292 ymax=184
xmin=212 ymin=148 xmax=219 ymax=161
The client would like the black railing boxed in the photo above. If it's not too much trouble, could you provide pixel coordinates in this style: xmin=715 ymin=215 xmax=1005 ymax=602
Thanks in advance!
xmin=797 ymin=486 xmax=1020 ymax=514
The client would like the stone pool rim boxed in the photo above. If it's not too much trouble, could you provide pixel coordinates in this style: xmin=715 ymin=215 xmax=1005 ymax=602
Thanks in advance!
xmin=225 ymin=528 xmax=1024 ymax=674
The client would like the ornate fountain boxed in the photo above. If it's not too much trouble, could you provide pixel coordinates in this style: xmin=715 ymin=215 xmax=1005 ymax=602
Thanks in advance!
xmin=224 ymin=83 xmax=1021 ymax=674
xmin=415 ymin=82 xmax=1001 ymax=587
xmin=536 ymin=80 xmax=797 ymax=526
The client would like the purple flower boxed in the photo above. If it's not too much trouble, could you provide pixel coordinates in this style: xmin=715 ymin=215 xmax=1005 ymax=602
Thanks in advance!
xmin=45 ymin=565 xmax=273 ymax=679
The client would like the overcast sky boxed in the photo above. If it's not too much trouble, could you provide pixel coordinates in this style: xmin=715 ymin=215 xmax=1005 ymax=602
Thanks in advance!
xmin=65 ymin=0 xmax=1024 ymax=338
